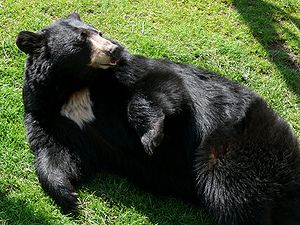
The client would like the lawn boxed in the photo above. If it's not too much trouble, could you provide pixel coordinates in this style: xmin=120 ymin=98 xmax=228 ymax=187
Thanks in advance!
xmin=0 ymin=0 xmax=299 ymax=224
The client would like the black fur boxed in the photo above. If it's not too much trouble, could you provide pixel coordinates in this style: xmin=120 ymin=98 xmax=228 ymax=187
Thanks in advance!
xmin=16 ymin=13 xmax=300 ymax=224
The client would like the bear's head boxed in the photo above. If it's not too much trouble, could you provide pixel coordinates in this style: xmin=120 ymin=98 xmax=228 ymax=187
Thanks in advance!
xmin=16 ymin=13 xmax=123 ymax=72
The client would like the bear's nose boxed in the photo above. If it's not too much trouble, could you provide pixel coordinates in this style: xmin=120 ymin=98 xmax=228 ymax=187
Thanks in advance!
xmin=106 ymin=45 xmax=121 ymax=60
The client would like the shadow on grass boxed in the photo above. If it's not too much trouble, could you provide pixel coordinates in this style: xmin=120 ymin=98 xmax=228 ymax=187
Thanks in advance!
xmin=0 ymin=191 xmax=51 ymax=225
xmin=82 ymin=173 xmax=211 ymax=225
xmin=233 ymin=0 xmax=300 ymax=98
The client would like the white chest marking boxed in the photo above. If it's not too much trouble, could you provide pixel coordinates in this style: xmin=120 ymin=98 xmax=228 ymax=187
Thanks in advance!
xmin=60 ymin=88 xmax=95 ymax=128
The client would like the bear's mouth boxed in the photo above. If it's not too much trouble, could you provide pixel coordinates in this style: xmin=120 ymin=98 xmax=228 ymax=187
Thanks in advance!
xmin=109 ymin=59 xmax=118 ymax=66
xmin=97 ymin=59 xmax=118 ymax=67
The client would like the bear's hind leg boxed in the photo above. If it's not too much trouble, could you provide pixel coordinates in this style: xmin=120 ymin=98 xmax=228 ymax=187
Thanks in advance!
xmin=194 ymin=130 xmax=277 ymax=225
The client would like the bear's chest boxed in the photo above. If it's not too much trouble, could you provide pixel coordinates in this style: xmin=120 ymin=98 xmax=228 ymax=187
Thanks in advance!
xmin=60 ymin=88 xmax=95 ymax=128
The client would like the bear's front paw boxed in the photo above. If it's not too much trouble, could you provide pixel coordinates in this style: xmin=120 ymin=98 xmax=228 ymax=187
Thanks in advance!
xmin=50 ymin=183 xmax=79 ymax=214
xmin=141 ymin=129 xmax=164 ymax=155
xmin=60 ymin=191 xmax=79 ymax=214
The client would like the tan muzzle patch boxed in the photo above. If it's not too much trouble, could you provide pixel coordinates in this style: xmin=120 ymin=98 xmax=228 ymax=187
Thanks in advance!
xmin=89 ymin=34 xmax=119 ymax=69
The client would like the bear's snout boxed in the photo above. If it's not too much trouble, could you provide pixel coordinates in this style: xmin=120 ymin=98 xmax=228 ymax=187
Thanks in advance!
xmin=105 ymin=44 xmax=121 ymax=62
xmin=88 ymin=34 xmax=120 ymax=69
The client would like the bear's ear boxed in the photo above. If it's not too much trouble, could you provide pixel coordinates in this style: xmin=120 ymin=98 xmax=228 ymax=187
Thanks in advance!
xmin=67 ymin=12 xmax=81 ymax=21
xmin=16 ymin=31 xmax=43 ymax=55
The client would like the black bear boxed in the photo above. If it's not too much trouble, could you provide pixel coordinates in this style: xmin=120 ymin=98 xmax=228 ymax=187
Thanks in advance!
xmin=16 ymin=13 xmax=300 ymax=225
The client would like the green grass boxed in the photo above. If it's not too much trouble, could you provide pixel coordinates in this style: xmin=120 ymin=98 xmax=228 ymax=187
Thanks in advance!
xmin=0 ymin=0 xmax=299 ymax=224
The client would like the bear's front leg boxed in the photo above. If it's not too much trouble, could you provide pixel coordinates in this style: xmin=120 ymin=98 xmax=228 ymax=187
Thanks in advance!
xmin=128 ymin=95 xmax=165 ymax=155
xmin=26 ymin=114 xmax=81 ymax=213
xmin=34 ymin=146 xmax=80 ymax=213
xmin=140 ymin=114 xmax=165 ymax=155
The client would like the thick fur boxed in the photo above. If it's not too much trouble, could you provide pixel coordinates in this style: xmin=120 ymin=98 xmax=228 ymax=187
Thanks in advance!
xmin=16 ymin=13 xmax=300 ymax=224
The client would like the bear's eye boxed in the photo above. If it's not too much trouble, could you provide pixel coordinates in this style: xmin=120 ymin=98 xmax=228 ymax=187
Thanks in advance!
xmin=98 ymin=32 xmax=103 ymax=37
